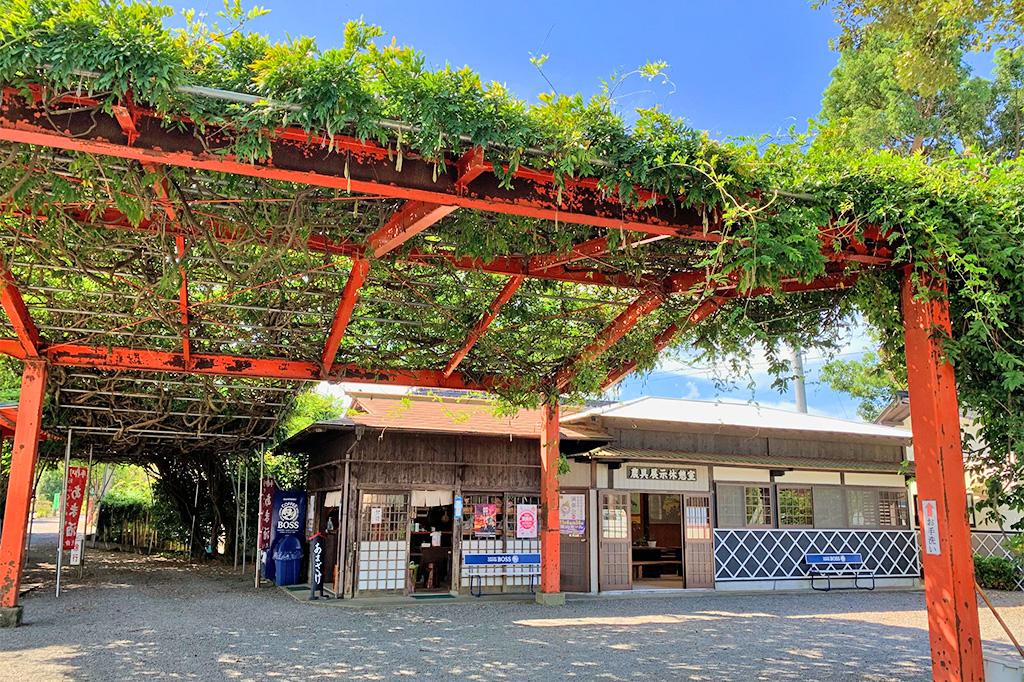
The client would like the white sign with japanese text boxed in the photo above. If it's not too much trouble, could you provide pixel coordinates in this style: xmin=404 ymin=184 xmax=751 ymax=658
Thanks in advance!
xmin=627 ymin=466 xmax=697 ymax=482
xmin=921 ymin=499 xmax=941 ymax=555
xmin=613 ymin=463 xmax=708 ymax=492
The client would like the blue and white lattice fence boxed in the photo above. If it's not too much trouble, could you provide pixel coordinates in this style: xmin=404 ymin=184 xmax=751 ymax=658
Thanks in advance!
xmin=713 ymin=529 xmax=920 ymax=582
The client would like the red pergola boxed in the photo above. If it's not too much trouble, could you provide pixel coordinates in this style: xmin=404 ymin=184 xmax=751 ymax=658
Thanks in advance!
xmin=0 ymin=86 xmax=982 ymax=679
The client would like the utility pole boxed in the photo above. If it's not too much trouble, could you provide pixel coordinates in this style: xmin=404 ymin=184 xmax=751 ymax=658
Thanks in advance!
xmin=792 ymin=347 xmax=808 ymax=414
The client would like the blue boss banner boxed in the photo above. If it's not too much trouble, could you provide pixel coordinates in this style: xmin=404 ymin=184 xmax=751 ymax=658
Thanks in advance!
xmin=273 ymin=490 xmax=306 ymax=537
xmin=263 ymin=489 xmax=307 ymax=581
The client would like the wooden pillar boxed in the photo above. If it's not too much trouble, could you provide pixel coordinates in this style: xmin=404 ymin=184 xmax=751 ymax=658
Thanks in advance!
xmin=538 ymin=400 xmax=563 ymax=603
xmin=901 ymin=266 xmax=983 ymax=681
xmin=0 ymin=360 xmax=47 ymax=625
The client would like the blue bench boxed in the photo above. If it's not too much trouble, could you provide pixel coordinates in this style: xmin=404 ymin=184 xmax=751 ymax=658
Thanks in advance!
xmin=805 ymin=552 xmax=875 ymax=591
xmin=463 ymin=552 xmax=541 ymax=597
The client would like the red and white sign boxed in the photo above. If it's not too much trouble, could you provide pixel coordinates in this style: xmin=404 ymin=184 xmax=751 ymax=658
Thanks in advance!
xmin=258 ymin=477 xmax=276 ymax=550
xmin=62 ymin=466 xmax=88 ymax=551
xmin=921 ymin=499 xmax=941 ymax=556
xmin=516 ymin=503 xmax=538 ymax=539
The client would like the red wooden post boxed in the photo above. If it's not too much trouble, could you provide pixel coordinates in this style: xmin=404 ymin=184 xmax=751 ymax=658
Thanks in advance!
xmin=901 ymin=266 xmax=983 ymax=681
xmin=0 ymin=359 xmax=47 ymax=625
xmin=538 ymin=400 xmax=564 ymax=604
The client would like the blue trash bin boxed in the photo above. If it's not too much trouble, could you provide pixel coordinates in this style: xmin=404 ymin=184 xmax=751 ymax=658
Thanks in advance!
xmin=272 ymin=535 xmax=303 ymax=586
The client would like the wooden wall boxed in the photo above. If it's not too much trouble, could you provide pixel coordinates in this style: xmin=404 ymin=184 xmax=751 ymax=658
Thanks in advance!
xmin=307 ymin=428 xmax=540 ymax=493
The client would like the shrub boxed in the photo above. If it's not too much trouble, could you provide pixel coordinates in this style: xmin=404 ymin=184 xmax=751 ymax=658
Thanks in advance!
xmin=974 ymin=554 xmax=1020 ymax=591
xmin=1003 ymin=534 xmax=1024 ymax=566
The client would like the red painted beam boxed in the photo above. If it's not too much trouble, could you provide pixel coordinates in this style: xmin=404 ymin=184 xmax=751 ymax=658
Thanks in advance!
xmin=901 ymin=266 xmax=983 ymax=680
xmin=539 ymin=400 xmax=561 ymax=597
xmin=602 ymin=297 xmax=723 ymax=389
xmin=0 ymin=338 xmax=24 ymax=358
xmin=111 ymin=104 xmax=139 ymax=146
xmin=531 ymin=234 xmax=669 ymax=271
xmin=367 ymin=201 xmax=457 ymax=257
xmin=455 ymin=146 xmax=486 ymax=193
xmin=404 ymin=249 xmax=654 ymax=289
xmin=175 ymin=235 xmax=191 ymax=367
xmin=321 ymin=258 xmax=370 ymax=376
xmin=553 ymin=289 xmax=666 ymax=390
xmin=531 ymin=237 xmax=611 ymax=271
xmin=0 ymin=93 xmax=895 ymax=261
xmin=145 ymin=166 xmax=192 ymax=365
xmin=7 ymin=205 xmax=653 ymax=290
xmin=0 ymin=94 xmax=718 ymax=240
xmin=558 ymin=270 xmax=859 ymax=392
xmin=0 ymin=266 xmax=40 ymax=357
xmin=443 ymin=275 xmax=525 ymax=377
xmin=0 ymin=359 xmax=47 ymax=611
xmin=19 ymin=341 xmax=493 ymax=390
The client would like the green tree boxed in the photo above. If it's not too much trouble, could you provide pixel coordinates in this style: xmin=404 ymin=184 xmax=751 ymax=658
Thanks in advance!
xmin=817 ymin=0 xmax=1024 ymax=96
xmin=820 ymin=352 xmax=903 ymax=421
xmin=266 ymin=388 xmax=346 ymax=489
xmin=819 ymin=31 xmax=993 ymax=154
xmin=989 ymin=47 xmax=1024 ymax=159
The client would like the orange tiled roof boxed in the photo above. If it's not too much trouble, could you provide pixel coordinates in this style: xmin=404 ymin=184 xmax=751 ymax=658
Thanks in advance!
xmin=346 ymin=392 xmax=608 ymax=440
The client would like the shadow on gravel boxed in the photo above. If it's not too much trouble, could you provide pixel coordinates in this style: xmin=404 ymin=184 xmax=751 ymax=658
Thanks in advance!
xmin=1 ymin=539 xmax=1021 ymax=681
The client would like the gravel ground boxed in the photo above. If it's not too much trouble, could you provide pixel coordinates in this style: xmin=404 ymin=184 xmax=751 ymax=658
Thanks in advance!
xmin=2 ymin=521 xmax=1023 ymax=681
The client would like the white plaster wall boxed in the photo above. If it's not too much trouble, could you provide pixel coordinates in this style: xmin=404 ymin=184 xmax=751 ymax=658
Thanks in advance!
xmin=844 ymin=472 xmax=906 ymax=488
xmin=712 ymin=467 xmax=771 ymax=483
xmin=774 ymin=471 xmax=842 ymax=485
xmin=558 ymin=460 xmax=591 ymax=488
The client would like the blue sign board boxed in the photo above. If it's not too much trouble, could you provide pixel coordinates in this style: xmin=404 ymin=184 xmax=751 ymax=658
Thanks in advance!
xmin=805 ymin=553 xmax=862 ymax=564
xmin=463 ymin=552 xmax=541 ymax=566
xmin=453 ymin=495 xmax=463 ymax=521
xmin=263 ymin=489 xmax=307 ymax=581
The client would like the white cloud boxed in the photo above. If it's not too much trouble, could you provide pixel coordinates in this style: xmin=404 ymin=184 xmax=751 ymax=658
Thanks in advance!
xmin=683 ymin=381 xmax=700 ymax=400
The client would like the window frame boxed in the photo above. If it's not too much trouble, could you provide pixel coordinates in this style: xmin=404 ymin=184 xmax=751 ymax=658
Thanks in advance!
xmin=713 ymin=481 xmax=910 ymax=531
xmin=714 ymin=483 xmax=773 ymax=529
xmin=776 ymin=485 xmax=815 ymax=529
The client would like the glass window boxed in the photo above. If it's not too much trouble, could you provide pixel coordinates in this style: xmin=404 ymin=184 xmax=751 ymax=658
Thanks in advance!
xmin=778 ymin=487 xmax=813 ymax=527
xmin=715 ymin=484 xmax=745 ymax=528
xmin=506 ymin=494 xmax=540 ymax=537
xmin=812 ymin=486 xmax=845 ymax=528
xmin=744 ymin=486 xmax=773 ymax=527
xmin=846 ymin=488 xmax=879 ymax=527
xmin=878 ymin=490 xmax=910 ymax=528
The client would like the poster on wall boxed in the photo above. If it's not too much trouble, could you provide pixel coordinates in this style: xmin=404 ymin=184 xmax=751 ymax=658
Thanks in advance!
xmin=62 ymin=466 xmax=89 ymax=551
xmin=516 ymin=503 xmax=538 ymax=539
xmin=474 ymin=503 xmax=497 ymax=537
xmin=559 ymin=494 xmax=586 ymax=536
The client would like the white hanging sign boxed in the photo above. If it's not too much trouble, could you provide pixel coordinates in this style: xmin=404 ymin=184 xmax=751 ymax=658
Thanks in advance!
xmin=370 ymin=507 xmax=383 ymax=525
xmin=69 ymin=532 xmax=85 ymax=566
xmin=921 ymin=499 xmax=941 ymax=555
xmin=516 ymin=504 xmax=538 ymax=539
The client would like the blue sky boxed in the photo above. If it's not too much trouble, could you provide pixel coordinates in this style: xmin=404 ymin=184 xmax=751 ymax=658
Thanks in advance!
xmin=187 ymin=2 xmax=978 ymax=419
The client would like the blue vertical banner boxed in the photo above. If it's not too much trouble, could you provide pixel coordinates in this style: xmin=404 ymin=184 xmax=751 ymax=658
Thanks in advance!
xmin=263 ymin=489 xmax=307 ymax=582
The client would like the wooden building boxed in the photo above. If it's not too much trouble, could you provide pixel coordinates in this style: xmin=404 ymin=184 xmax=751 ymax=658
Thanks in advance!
xmin=290 ymin=392 xmax=607 ymax=597
xmin=290 ymin=392 xmax=918 ymax=599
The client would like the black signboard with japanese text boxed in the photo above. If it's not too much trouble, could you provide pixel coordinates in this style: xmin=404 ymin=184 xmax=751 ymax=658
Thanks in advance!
xmin=308 ymin=533 xmax=324 ymax=600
